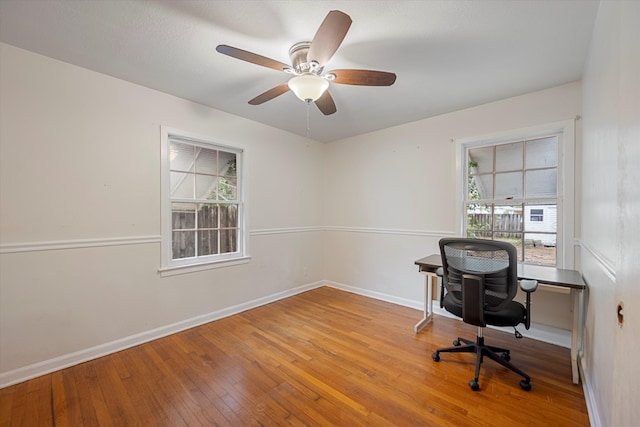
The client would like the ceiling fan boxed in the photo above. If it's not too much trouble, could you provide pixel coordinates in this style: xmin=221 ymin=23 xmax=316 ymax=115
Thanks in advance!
xmin=216 ymin=10 xmax=396 ymax=115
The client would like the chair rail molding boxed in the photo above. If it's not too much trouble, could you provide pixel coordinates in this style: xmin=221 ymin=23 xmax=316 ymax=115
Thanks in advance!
xmin=0 ymin=235 xmax=162 ymax=254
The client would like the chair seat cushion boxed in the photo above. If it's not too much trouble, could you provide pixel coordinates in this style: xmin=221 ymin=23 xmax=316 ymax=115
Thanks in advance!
xmin=443 ymin=293 xmax=526 ymax=327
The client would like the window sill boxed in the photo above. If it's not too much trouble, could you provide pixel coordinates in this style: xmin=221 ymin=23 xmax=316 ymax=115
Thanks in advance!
xmin=159 ymin=256 xmax=251 ymax=277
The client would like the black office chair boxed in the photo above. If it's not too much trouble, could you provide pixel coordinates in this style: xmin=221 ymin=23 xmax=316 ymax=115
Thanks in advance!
xmin=431 ymin=238 xmax=538 ymax=391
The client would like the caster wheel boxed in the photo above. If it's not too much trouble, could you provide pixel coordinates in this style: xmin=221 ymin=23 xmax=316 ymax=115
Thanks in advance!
xmin=501 ymin=353 xmax=511 ymax=362
xmin=519 ymin=380 xmax=531 ymax=391
xmin=453 ymin=339 xmax=461 ymax=346
xmin=468 ymin=380 xmax=480 ymax=391
xmin=432 ymin=353 xmax=440 ymax=362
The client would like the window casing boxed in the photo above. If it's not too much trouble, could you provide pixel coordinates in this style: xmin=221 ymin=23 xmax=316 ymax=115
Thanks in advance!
xmin=456 ymin=121 xmax=575 ymax=268
xmin=160 ymin=128 xmax=247 ymax=274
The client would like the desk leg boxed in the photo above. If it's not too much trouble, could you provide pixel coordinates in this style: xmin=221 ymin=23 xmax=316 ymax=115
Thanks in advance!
xmin=414 ymin=272 xmax=435 ymax=333
xmin=570 ymin=288 xmax=580 ymax=384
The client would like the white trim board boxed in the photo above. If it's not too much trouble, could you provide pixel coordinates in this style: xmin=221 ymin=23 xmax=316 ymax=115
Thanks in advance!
xmin=0 ymin=281 xmax=324 ymax=388
xmin=325 ymin=280 xmax=571 ymax=348
xmin=580 ymin=356 xmax=602 ymax=427
xmin=1 ymin=280 xmax=572 ymax=388
xmin=0 ymin=235 xmax=161 ymax=254
xmin=0 ymin=226 xmax=454 ymax=254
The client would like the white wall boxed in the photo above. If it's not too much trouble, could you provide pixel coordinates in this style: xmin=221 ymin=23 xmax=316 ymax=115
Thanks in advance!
xmin=0 ymin=43 xmax=326 ymax=384
xmin=4 ymin=29 xmax=628 ymax=426
xmin=581 ymin=1 xmax=640 ymax=426
xmin=323 ymin=82 xmax=582 ymax=330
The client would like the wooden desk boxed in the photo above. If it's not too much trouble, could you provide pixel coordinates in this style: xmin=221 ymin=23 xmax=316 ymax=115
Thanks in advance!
xmin=414 ymin=254 xmax=586 ymax=384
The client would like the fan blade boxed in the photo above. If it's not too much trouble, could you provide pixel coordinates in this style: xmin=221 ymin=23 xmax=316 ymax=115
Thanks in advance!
xmin=307 ymin=10 xmax=352 ymax=66
xmin=216 ymin=45 xmax=291 ymax=72
xmin=315 ymin=91 xmax=337 ymax=115
xmin=248 ymin=84 xmax=290 ymax=105
xmin=330 ymin=69 xmax=397 ymax=86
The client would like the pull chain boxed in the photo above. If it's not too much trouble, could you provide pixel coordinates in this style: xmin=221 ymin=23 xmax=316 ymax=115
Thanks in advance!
xmin=306 ymin=99 xmax=311 ymax=142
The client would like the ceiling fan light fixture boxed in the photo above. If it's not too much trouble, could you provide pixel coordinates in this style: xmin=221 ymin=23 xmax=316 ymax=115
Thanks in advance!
xmin=288 ymin=73 xmax=329 ymax=102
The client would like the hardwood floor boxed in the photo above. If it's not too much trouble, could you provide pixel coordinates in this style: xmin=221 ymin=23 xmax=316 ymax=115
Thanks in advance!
xmin=0 ymin=286 xmax=589 ymax=426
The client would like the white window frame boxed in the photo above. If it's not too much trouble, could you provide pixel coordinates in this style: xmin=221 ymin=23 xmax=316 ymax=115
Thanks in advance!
xmin=160 ymin=127 xmax=249 ymax=276
xmin=455 ymin=120 xmax=575 ymax=268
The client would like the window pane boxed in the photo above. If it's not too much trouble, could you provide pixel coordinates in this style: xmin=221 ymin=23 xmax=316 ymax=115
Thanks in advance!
xmin=196 ymin=174 xmax=217 ymax=200
xmin=170 ymin=142 xmax=194 ymax=172
xmin=493 ymin=205 xmax=522 ymax=232
xmin=198 ymin=204 xmax=218 ymax=229
xmin=172 ymin=203 xmax=195 ymax=229
xmin=195 ymin=147 xmax=217 ymax=175
xmin=526 ymin=137 xmax=557 ymax=169
xmin=467 ymin=204 xmax=491 ymax=231
xmin=172 ymin=231 xmax=195 ymax=259
xmin=468 ymin=146 xmax=493 ymax=174
xmin=220 ymin=204 xmax=238 ymax=228
xmin=198 ymin=230 xmax=219 ymax=256
xmin=495 ymin=172 xmax=523 ymax=199
xmin=220 ymin=229 xmax=238 ymax=253
xmin=525 ymin=204 xmax=556 ymax=232
xmin=218 ymin=178 xmax=237 ymax=201
xmin=525 ymin=232 xmax=556 ymax=247
xmin=525 ymin=233 xmax=556 ymax=265
xmin=220 ymin=152 xmax=237 ymax=177
xmin=466 ymin=230 xmax=492 ymax=240
xmin=526 ymin=169 xmax=557 ymax=198
xmin=170 ymin=172 xmax=194 ymax=199
xmin=494 ymin=232 xmax=523 ymax=261
xmin=469 ymin=174 xmax=493 ymax=200
xmin=495 ymin=142 xmax=523 ymax=172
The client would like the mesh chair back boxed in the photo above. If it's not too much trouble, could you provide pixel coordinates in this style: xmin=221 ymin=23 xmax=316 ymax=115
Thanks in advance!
xmin=439 ymin=238 xmax=518 ymax=312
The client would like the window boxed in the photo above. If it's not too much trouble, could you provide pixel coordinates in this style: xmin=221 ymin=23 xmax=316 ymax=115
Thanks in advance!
xmin=530 ymin=209 xmax=544 ymax=222
xmin=161 ymin=128 xmax=247 ymax=274
xmin=464 ymin=135 xmax=559 ymax=266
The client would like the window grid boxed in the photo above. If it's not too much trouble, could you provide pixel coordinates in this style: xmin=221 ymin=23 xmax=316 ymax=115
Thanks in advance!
xmin=465 ymin=137 xmax=558 ymax=266
xmin=166 ymin=135 xmax=242 ymax=264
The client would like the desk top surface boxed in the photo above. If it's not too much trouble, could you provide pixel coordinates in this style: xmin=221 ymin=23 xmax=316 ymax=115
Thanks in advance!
xmin=415 ymin=254 xmax=586 ymax=290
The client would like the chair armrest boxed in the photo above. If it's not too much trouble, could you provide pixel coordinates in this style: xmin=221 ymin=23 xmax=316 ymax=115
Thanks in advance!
xmin=520 ymin=279 xmax=537 ymax=330
xmin=520 ymin=279 xmax=538 ymax=293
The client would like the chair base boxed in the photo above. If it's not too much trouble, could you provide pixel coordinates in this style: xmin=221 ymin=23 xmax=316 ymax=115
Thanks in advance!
xmin=432 ymin=334 xmax=531 ymax=391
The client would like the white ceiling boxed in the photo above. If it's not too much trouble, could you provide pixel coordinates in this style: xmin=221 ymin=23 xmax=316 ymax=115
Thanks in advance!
xmin=0 ymin=0 xmax=599 ymax=143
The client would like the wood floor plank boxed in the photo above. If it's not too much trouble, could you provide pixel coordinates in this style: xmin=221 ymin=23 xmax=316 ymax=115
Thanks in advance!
xmin=69 ymin=363 xmax=100 ymax=426
xmin=0 ymin=287 xmax=590 ymax=426
xmin=2 ymin=381 xmax=29 ymax=427
xmin=56 ymin=369 xmax=83 ymax=426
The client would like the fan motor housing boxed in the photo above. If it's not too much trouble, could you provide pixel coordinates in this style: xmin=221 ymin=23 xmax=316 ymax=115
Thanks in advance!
xmin=289 ymin=42 xmax=319 ymax=74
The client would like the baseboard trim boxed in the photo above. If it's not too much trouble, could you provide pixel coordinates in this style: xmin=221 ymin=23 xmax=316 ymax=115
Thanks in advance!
xmin=324 ymin=281 xmax=423 ymax=311
xmin=0 ymin=281 xmax=324 ymax=388
xmin=433 ymin=305 xmax=571 ymax=348
xmin=0 ymin=280 xmax=573 ymax=388
xmin=580 ymin=356 xmax=601 ymax=427
xmin=325 ymin=280 xmax=571 ymax=348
